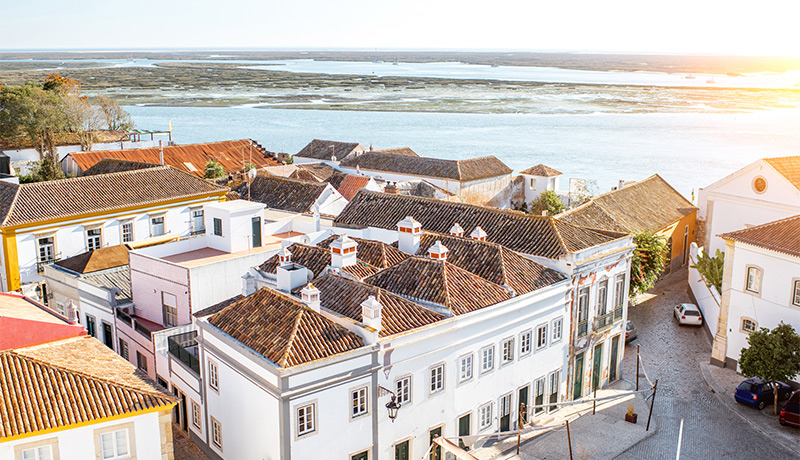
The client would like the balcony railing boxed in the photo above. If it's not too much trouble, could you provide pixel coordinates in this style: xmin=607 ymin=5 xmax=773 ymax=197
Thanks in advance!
xmin=36 ymin=254 xmax=61 ymax=273
xmin=190 ymin=227 xmax=206 ymax=236
xmin=577 ymin=320 xmax=588 ymax=337
xmin=613 ymin=306 xmax=624 ymax=321
xmin=134 ymin=321 xmax=154 ymax=340
xmin=115 ymin=308 xmax=155 ymax=341
xmin=168 ymin=331 xmax=200 ymax=375
xmin=593 ymin=312 xmax=614 ymax=332
xmin=116 ymin=308 xmax=133 ymax=327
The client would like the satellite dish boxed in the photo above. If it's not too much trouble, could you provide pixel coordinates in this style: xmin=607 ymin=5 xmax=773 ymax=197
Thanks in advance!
xmin=248 ymin=168 xmax=257 ymax=180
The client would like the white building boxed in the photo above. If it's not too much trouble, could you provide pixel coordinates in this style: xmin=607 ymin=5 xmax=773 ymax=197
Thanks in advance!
xmin=292 ymin=139 xmax=368 ymax=166
xmin=519 ymin=164 xmax=569 ymax=207
xmin=233 ymin=175 xmax=348 ymax=217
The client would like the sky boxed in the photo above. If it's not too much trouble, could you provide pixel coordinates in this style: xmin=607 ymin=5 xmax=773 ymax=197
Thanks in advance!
xmin=3 ymin=0 xmax=800 ymax=56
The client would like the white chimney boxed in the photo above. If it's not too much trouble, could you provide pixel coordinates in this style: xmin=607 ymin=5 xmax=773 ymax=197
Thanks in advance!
xmin=277 ymin=264 xmax=310 ymax=292
xmin=361 ymin=295 xmax=382 ymax=333
xmin=450 ymin=223 xmax=464 ymax=237
xmin=241 ymin=272 xmax=256 ymax=296
xmin=159 ymin=140 xmax=164 ymax=165
xmin=428 ymin=241 xmax=449 ymax=261
xmin=471 ymin=226 xmax=487 ymax=242
xmin=618 ymin=179 xmax=626 ymax=190
xmin=66 ymin=300 xmax=79 ymax=325
xmin=301 ymin=283 xmax=321 ymax=312
xmin=312 ymin=204 xmax=321 ymax=232
xmin=397 ymin=216 xmax=421 ymax=254
xmin=330 ymin=234 xmax=358 ymax=268
xmin=278 ymin=244 xmax=292 ymax=266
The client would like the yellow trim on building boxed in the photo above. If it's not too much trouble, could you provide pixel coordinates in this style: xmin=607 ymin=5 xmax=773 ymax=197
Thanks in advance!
xmin=2 ymin=230 xmax=19 ymax=291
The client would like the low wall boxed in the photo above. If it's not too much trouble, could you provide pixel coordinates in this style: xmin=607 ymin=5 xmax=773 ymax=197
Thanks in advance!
xmin=688 ymin=243 xmax=720 ymax=338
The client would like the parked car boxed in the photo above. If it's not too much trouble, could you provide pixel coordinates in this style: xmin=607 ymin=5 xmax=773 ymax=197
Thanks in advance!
xmin=734 ymin=378 xmax=792 ymax=410
xmin=779 ymin=390 xmax=800 ymax=427
xmin=673 ymin=303 xmax=703 ymax=326
xmin=625 ymin=320 xmax=638 ymax=343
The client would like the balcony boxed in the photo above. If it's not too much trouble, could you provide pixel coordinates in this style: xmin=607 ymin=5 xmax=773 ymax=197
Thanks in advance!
xmin=36 ymin=254 xmax=61 ymax=273
xmin=116 ymin=308 xmax=133 ymax=327
xmin=577 ymin=320 xmax=588 ymax=337
xmin=115 ymin=309 xmax=164 ymax=342
xmin=614 ymin=306 xmax=624 ymax=321
xmin=168 ymin=331 xmax=200 ymax=375
xmin=593 ymin=312 xmax=614 ymax=332
xmin=190 ymin=227 xmax=206 ymax=236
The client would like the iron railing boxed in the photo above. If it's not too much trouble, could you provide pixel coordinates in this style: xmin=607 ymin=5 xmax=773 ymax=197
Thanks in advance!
xmin=577 ymin=320 xmax=588 ymax=337
xmin=613 ymin=306 xmax=624 ymax=321
xmin=190 ymin=227 xmax=206 ymax=236
xmin=593 ymin=312 xmax=614 ymax=332
xmin=168 ymin=331 xmax=200 ymax=375
xmin=116 ymin=308 xmax=133 ymax=327
xmin=36 ymin=254 xmax=61 ymax=273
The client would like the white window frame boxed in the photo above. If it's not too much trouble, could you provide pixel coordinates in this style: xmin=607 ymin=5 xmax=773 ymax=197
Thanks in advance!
xmin=480 ymin=345 xmax=495 ymax=374
xmin=533 ymin=377 xmax=546 ymax=415
xmin=740 ymin=317 xmax=758 ymax=334
xmin=793 ymin=279 xmax=800 ymax=306
xmin=192 ymin=400 xmax=202 ymax=430
xmin=535 ymin=323 xmax=548 ymax=350
xmin=501 ymin=337 xmax=514 ymax=364
xmin=430 ymin=363 xmax=445 ymax=394
xmin=99 ymin=429 xmax=129 ymax=460
xmin=211 ymin=416 xmax=223 ymax=450
xmin=150 ymin=214 xmax=166 ymax=237
xmin=36 ymin=234 xmax=57 ymax=264
xmin=614 ymin=274 xmax=626 ymax=309
xmin=478 ymin=402 xmax=493 ymax=430
xmin=458 ymin=353 xmax=473 ymax=383
xmin=597 ymin=279 xmax=608 ymax=316
xmin=548 ymin=369 xmax=561 ymax=413
xmin=120 ymin=219 xmax=134 ymax=243
xmin=190 ymin=207 xmax=205 ymax=234
xmin=208 ymin=359 xmax=219 ymax=392
xmin=745 ymin=266 xmax=762 ymax=294
xmin=351 ymin=386 xmax=369 ymax=419
xmin=296 ymin=402 xmax=316 ymax=437
xmin=551 ymin=317 xmax=563 ymax=343
xmin=20 ymin=445 xmax=53 ymax=460
xmin=85 ymin=226 xmax=103 ymax=251
xmin=519 ymin=329 xmax=532 ymax=356
xmin=395 ymin=374 xmax=412 ymax=404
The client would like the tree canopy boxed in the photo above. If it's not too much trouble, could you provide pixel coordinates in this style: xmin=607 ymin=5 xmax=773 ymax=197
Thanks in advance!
xmin=204 ymin=160 xmax=225 ymax=179
xmin=531 ymin=190 xmax=565 ymax=216
xmin=739 ymin=322 xmax=800 ymax=414
xmin=629 ymin=231 xmax=668 ymax=296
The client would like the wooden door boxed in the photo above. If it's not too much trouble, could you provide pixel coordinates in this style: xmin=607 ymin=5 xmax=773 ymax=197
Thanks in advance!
xmin=518 ymin=386 xmax=529 ymax=425
xmin=252 ymin=217 xmax=262 ymax=247
xmin=609 ymin=336 xmax=620 ymax=382
xmin=499 ymin=394 xmax=511 ymax=432
xmin=573 ymin=353 xmax=584 ymax=400
xmin=592 ymin=343 xmax=603 ymax=390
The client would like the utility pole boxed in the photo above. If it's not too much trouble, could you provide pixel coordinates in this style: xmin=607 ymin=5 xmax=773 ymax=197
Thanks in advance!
xmin=636 ymin=344 xmax=640 ymax=391
xmin=566 ymin=419 xmax=574 ymax=460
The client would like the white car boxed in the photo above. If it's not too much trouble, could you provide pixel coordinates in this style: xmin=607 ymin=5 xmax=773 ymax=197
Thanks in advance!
xmin=674 ymin=303 xmax=703 ymax=326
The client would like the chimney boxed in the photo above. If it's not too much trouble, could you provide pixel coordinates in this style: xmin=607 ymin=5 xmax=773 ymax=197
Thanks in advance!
xmin=278 ymin=244 xmax=292 ymax=266
xmin=159 ymin=140 xmax=164 ymax=165
xmin=361 ymin=295 xmax=382 ymax=333
xmin=618 ymin=179 xmax=626 ymax=190
xmin=312 ymin=204 xmax=321 ymax=232
xmin=330 ymin=234 xmax=358 ymax=268
xmin=428 ymin=241 xmax=449 ymax=261
xmin=450 ymin=223 xmax=464 ymax=237
xmin=369 ymin=144 xmax=373 ymax=152
xmin=277 ymin=263 xmax=310 ymax=292
xmin=300 ymin=283 xmax=321 ymax=312
xmin=471 ymin=226 xmax=487 ymax=242
xmin=397 ymin=216 xmax=421 ymax=254
xmin=385 ymin=181 xmax=398 ymax=194
xmin=541 ymin=210 xmax=548 ymax=216
xmin=66 ymin=300 xmax=79 ymax=325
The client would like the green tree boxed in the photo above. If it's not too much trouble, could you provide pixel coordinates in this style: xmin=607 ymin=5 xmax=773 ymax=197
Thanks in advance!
xmin=691 ymin=248 xmax=724 ymax=294
xmin=0 ymin=82 xmax=69 ymax=160
xmin=629 ymin=231 xmax=668 ymax=296
xmin=96 ymin=93 xmax=133 ymax=132
xmin=531 ymin=190 xmax=565 ymax=216
xmin=739 ymin=323 xmax=800 ymax=415
xmin=204 ymin=160 xmax=225 ymax=179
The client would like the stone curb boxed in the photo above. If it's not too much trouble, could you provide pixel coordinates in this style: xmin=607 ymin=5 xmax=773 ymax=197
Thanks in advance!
xmin=698 ymin=361 xmax=800 ymax=456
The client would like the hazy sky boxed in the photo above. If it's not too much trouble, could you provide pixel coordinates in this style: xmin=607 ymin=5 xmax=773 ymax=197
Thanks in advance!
xmin=3 ymin=0 xmax=799 ymax=55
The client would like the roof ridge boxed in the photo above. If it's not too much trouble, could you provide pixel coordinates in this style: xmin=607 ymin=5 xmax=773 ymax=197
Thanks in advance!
xmin=22 ymin=164 xmax=174 ymax=188
xmin=722 ymin=213 xmax=800 ymax=238
xmin=548 ymin=217 xmax=569 ymax=253
xmin=0 ymin=182 xmax=21 ymax=227
xmin=440 ymin=260 xmax=452 ymax=310
xmin=279 ymin=305 xmax=305 ymax=368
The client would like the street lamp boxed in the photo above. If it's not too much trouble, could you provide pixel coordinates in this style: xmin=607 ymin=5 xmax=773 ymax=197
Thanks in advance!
xmin=379 ymin=386 xmax=402 ymax=422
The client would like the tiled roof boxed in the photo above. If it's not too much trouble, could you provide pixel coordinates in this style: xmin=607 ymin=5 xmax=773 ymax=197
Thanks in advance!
xmin=295 ymin=139 xmax=364 ymax=160
xmin=0 ymin=166 xmax=226 ymax=227
xmin=258 ymin=243 xmax=380 ymax=280
xmin=292 ymin=163 xmax=336 ymax=182
xmin=559 ymin=174 xmax=696 ymax=233
xmin=55 ymin=244 xmax=130 ymax=274
xmin=194 ymin=295 xmax=244 ymax=318
xmin=82 ymin=268 xmax=132 ymax=304
xmin=311 ymin=274 xmax=444 ymax=337
xmin=372 ymin=147 xmax=419 ymax=157
xmin=317 ymin=235 xmax=409 ymax=269
xmin=764 ymin=156 xmax=800 ymax=191
xmin=81 ymin=158 xmax=160 ymax=176
xmin=415 ymin=232 xmax=566 ymax=294
xmin=340 ymin=152 xmax=512 ymax=182
xmin=207 ymin=288 xmax=363 ymax=368
xmin=520 ymin=164 xmax=563 ymax=177
xmin=67 ymin=140 xmax=279 ymax=177
xmin=334 ymin=174 xmax=372 ymax=201
xmin=0 ymin=337 xmax=174 ymax=439
xmin=721 ymin=214 xmax=800 ymax=258
xmin=364 ymin=257 xmax=512 ymax=316
xmin=233 ymin=175 xmax=327 ymax=213
xmin=335 ymin=191 xmax=622 ymax=258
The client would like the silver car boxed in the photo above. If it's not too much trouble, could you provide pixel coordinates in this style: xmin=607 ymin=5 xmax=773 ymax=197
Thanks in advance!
xmin=674 ymin=303 xmax=703 ymax=326
xmin=625 ymin=320 xmax=638 ymax=343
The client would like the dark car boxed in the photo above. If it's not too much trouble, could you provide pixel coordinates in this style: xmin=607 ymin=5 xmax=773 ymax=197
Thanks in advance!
xmin=780 ymin=391 xmax=800 ymax=427
xmin=734 ymin=378 xmax=793 ymax=410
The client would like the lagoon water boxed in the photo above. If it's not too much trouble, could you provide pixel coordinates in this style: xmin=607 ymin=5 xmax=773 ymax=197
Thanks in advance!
xmin=125 ymin=105 xmax=800 ymax=197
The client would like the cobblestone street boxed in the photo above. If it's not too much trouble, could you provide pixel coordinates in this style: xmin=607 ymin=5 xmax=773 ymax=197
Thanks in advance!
xmin=616 ymin=268 xmax=797 ymax=459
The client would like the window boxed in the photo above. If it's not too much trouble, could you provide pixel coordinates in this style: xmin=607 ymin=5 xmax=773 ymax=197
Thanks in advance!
xmin=501 ymin=338 xmax=514 ymax=364
xmin=430 ymin=364 xmax=444 ymax=393
xmin=746 ymin=267 xmax=761 ymax=293
xmin=211 ymin=417 xmax=223 ymax=449
xmin=794 ymin=280 xmax=800 ymax=306
xmin=192 ymin=400 xmax=202 ymax=429
xmin=297 ymin=403 xmax=315 ymax=436
xmin=578 ymin=287 xmax=589 ymax=336
xmin=597 ymin=279 xmax=608 ymax=315
xmin=213 ymin=217 xmax=223 ymax=236
xmin=20 ymin=446 xmax=52 ymax=460
xmin=86 ymin=228 xmax=102 ymax=251
xmin=741 ymin=317 xmax=758 ymax=334
xmin=121 ymin=220 xmax=134 ymax=243
xmin=150 ymin=215 xmax=165 ymax=237
xmin=478 ymin=402 xmax=493 ymax=429
xmin=209 ymin=360 xmax=219 ymax=391
xmin=86 ymin=315 xmax=96 ymax=337
xmin=536 ymin=323 xmax=548 ymax=350
xmin=396 ymin=375 xmax=411 ymax=404
xmin=480 ymin=345 xmax=494 ymax=373
xmin=191 ymin=209 xmax=205 ymax=235
xmin=551 ymin=318 xmax=563 ymax=343
xmin=520 ymin=330 xmax=532 ymax=356
xmin=37 ymin=236 xmax=55 ymax=263
xmin=351 ymin=387 xmax=368 ymax=418
xmin=534 ymin=377 xmax=545 ymax=415
xmin=162 ymin=292 xmax=178 ymax=327
xmin=118 ymin=338 xmax=129 ymax=361
xmin=459 ymin=354 xmax=473 ymax=382
xmin=548 ymin=370 xmax=561 ymax=412
xmin=100 ymin=429 xmax=129 ymax=459
xmin=136 ymin=351 xmax=147 ymax=373
xmin=614 ymin=274 xmax=626 ymax=309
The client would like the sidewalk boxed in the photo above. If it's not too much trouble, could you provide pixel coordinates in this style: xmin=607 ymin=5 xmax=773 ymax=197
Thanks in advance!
xmin=699 ymin=362 xmax=800 ymax=456
xmin=472 ymin=380 xmax=656 ymax=460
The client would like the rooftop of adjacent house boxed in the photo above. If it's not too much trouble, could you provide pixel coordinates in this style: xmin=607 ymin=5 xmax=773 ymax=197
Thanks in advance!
xmin=0 ymin=292 xmax=68 ymax=325
xmin=262 ymin=164 xmax=298 ymax=178
xmin=558 ymin=174 xmax=696 ymax=233
xmin=207 ymin=287 xmax=364 ymax=368
xmin=363 ymin=256 xmax=512 ymax=316
xmin=335 ymin=191 xmax=623 ymax=259
xmin=326 ymin=173 xmax=373 ymax=201
xmin=317 ymin=234 xmax=409 ymax=269
xmin=371 ymin=147 xmax=419 ymax=157
xmin=0 ymin=336 xmax=175 ymax=440
xmin=295 ymin=139 xmax=365 ymax=160
xmin=258 ymin=243 xmax=381 ymax=280
xmin=764 ymin=155 xmax=800 ymax=191
xmin=720 ymin=214 xmax=800 ymax=258
xmin=310 ymin=274 xmax=445 ymax=337
xmin=291 ymin=163 xmax=337 ymax=182
xmin=158 ymin=243 xmax=278 ymax=268
xmin=66 ymin=139 xmax=279 ymax=177
xmin=520 ymin=164 xmax=563 ymax=177
xmin=0 ymin=166 xmax=226 ymax=227
xmin=55 ymin=244 xmax=131 ymax=274
xmin=232 ymin=175 xmax=330 ymax=214
xmin=339 ymin=151 xmax=512 ymax=182
xmin=83 ymin=268 xmax=132 ymax=305
xmin=81 ymin=158 xmax=160 ymax=176
xmin=194 ymin=294 xmax=244 ymax=318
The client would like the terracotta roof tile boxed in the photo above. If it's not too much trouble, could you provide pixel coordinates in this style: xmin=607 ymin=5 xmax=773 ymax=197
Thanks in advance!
xmin=372 ymin=147 xmax=419 ymax=157
xmin=559 ymin=174 xmax=696 ymax=233
xmin=0 ymin=166 xmax=226 ymax=227
xmin=295 ymin=139 xmax=364 ymax=160
xmin=67 ymin=140 xmax=279 ymax=177
xmin=82 ymin=268 xmax=132 ymax=304
xmin=55 ymin=244 xmax=130 ymax=274
xmin=335 ymin=191 xmax=621 ymax=258
xmin=520 ymin=164 xmax=563 ymax=176
xmin=764 ymin=156 xmax=800 ymax=191
xmin=207 ymin=288 xmax=363 ymax=367
xmin=317 ymin=235 xmax=409 ymax=269
xmin=259 ymin=243 xmax=380 ymax=280
xmin=82 ymin=158 xmax=160 ymax=176
xmin=292 ymin=163 xmax=336 ymax=182
xmin=721 ymin=214 xmax=800 ymax=258
xmin=233 ymin=175 xmax=328 ymax=213
xmin=331 ymin=174 xmax=372 ymax=201
xmin=340 ymin=152 xmax=511 ymax=182
xmin=194 ymin=295 xmax=244 ymax=318
xmin=0 ymin=337 xmax=174 ymax=439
